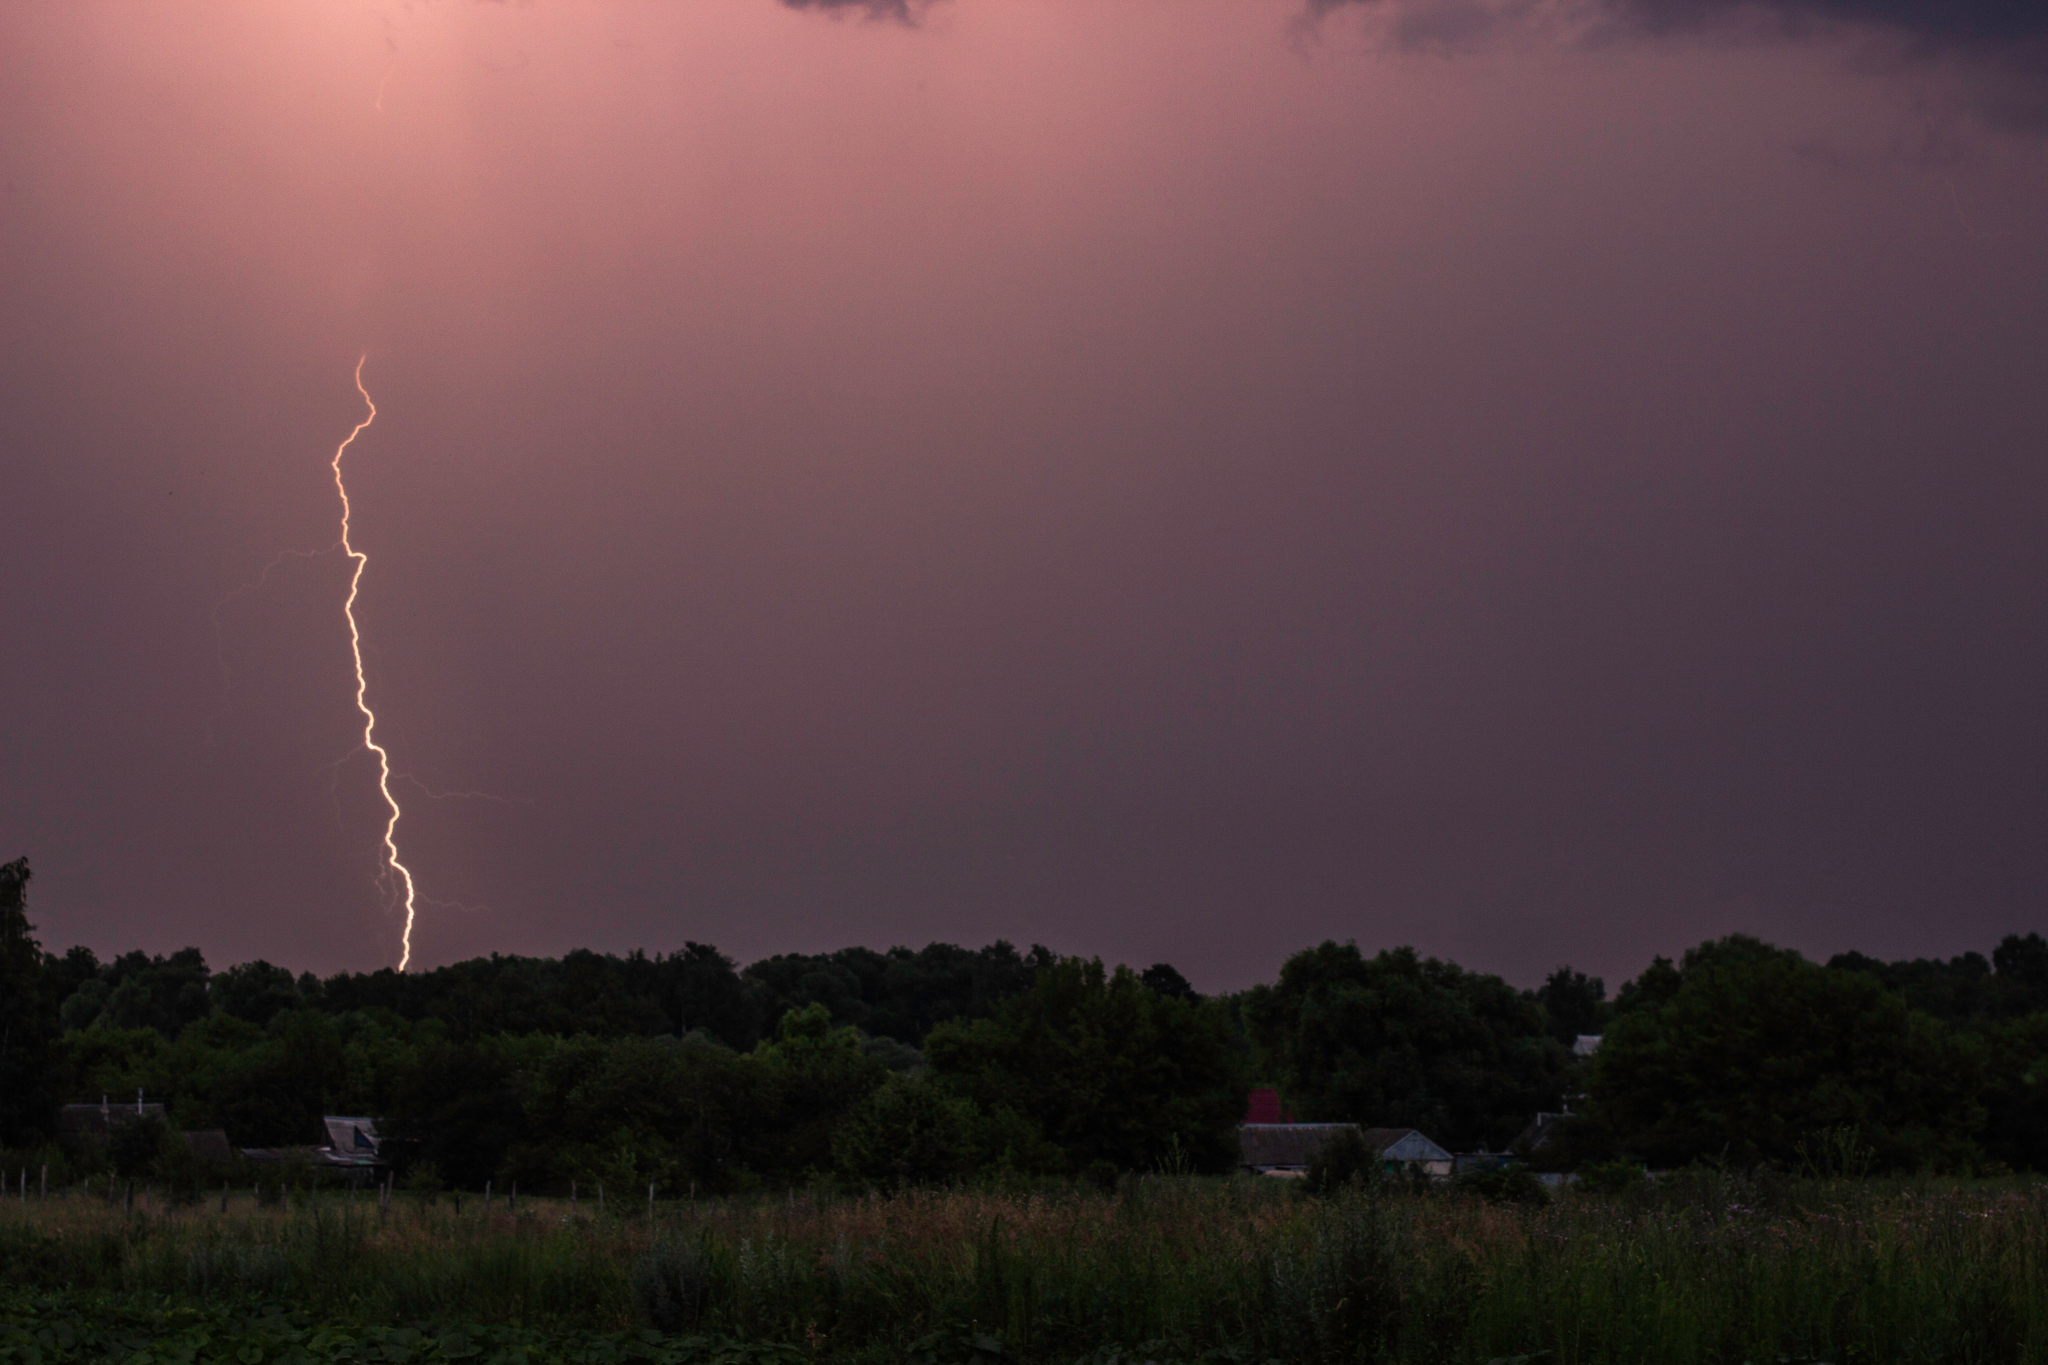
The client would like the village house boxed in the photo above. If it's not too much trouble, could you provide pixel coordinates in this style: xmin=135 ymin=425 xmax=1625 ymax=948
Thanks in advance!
xmin=1239 ymin=1122 xmax=1359 ymax=1176
xmin=320 ymin=1116 xmax=382 ymax=1169
xmin=1236 ymin=1089 xmax=1455 ymax=1179
xmin=1360 ymin=1127 xmax=1455 ymax=1179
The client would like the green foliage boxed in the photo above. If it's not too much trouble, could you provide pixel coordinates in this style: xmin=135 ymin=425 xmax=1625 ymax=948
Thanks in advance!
xmin=1979 ymin=1011 xmax=2048 ymax=1172
xmin=20 ymin=913 xmax=2048 ymax=1193
xmin=1530 ymin=966 xmax=1608 ymax=1046
xmin=381 ymin=1037 xmax=531 ymax=1190
xmin=499 ymin=1033 xmax=749 ymax=1195
xmin=743 ymin=942 xmax=1056 ymax=1046
xmin=633 ymin=1231 xmax=715 ymax=1334
xmin=925 ymin=958 xmax=1249 ymax=1175
xmin=210 ymin=960 xmax=304 ymax=1027
xmin=1245 ymin=942 xmax=1568 ymax=1150
xmin=74 ymin=949 xmax=213 ymax=1038
xmin=832 ymin=1073 xmax=976 ymax=1190
xmin=1574 ymin=1159 xmax=1645 ymax=1194
xmin=746 ymin=1004 xmax=889 ymax=1179
xmin=1454 ymin=1165 xmax=1549 ymax=1206
xmin=4 ymin=1174 xmax=2048 ymax=1362
xmin=212 ymin=1011 xmax=351 ymax=1146
xmin=1589 ymin=935 xmax=1982 ymax=1171
xmin=0 ymin=1290 xmax=808 ymax=1365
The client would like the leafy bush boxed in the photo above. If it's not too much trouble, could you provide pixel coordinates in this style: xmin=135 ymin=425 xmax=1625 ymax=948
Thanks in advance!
xmin=1575 ymin=1160 xmax=1645 ymax=1194
xmin=1303 ymin=1126 xmax=1374 ymax=1195
xmin=833 ymin=1073 xmax=976 ymax=1190
xmin=1455 ymin=1165 xmax=1549 ymax=1206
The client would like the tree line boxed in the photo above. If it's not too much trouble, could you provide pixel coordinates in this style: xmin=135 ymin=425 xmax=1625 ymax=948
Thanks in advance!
xmin=3 ymin=856 xmax=2046 ymax=1189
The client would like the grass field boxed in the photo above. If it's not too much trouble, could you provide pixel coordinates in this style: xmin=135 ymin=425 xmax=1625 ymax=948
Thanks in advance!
xmin=2 ymin=1173 xmax=2045 ymax=1363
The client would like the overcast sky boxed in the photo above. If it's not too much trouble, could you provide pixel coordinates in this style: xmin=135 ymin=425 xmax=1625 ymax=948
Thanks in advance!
xmin=4 ymin=0 xmax=2046 ymax=991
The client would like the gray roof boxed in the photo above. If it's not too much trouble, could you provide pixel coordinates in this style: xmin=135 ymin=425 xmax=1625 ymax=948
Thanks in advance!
xmin=180 ymin=1130 xmax=233 ymax=1164
xmin=317 ymin=1116 xmax=384 ymax=1167
xmin=323 ymin=1117 xmax=380 ymax=1153
xmin=1238 ymin=1123 xmax=1358 ymax=1169
xmin=1360 ymin=1128 xmax=1454 ymax=1164
xmin=57 ymin=1103 xmax=167 ymax=1142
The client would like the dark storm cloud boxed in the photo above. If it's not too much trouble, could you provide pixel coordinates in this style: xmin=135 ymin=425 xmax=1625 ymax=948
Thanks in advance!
xmin=1309 ymin=0 xmax=2048 ymax=125
xmin=1612 ymin=0 xmax=2046 ymax=44
xmin=1311 ymin=0 xmax=2046 ymax=41
xmin=777 ymin=0 xmax=922 ymax=23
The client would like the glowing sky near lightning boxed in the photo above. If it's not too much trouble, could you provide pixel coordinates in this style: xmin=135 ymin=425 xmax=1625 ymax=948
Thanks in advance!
xmin=3 ymin=0 xmax=2048 ymax=988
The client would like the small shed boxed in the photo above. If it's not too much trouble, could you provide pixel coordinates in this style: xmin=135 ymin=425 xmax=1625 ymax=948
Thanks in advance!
xmin=320 ymin=1116 xmax=382 ymax=1167
xmin=1360 ymin=1128 xmax=1454 ymax=1178
xmin=180 ymin=1129 xmax=234 ymax=1164
xmin=1238 ymin=1123 xmax=1359 ymax=1176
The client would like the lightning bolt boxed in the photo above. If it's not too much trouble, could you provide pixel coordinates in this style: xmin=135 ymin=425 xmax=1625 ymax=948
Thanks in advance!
xmin=332 ymin=355 xmax=421 ymax=971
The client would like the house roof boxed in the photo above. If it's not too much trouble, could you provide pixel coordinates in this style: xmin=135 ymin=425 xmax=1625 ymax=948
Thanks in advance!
xmin=1238 ymin=1123 xmax=1357 ymax=1169
xmin=1244 ymin=1088 xmax=1287 ymax=1124
xmin=1360 ymin=1128 xmax=1454 ymax=1163
xmin=57 ymin=1103 xmax=167 ymax=1141
xmin=318 ymin=1116 xmax=384 ymax=1167
xmin=323 ymin=1117 xmax=380 ymax=1153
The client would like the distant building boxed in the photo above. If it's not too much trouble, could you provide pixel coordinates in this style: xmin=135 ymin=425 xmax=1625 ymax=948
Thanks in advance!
xmin=1243 ymin=1087 xmax=1295 ymax=1124
xmin=320 ymin=1117 xmax=382 ymax=1169
xmin=240 ymin=1118 xmax=385 ymax=1180
xmin=180 ymin=1130 xmax=234 ymax=1164
xmin=1238 ymin=1122 xmax=1359 ymax=1176
xmin=1573 ymin=1034 xmax=1603 ymax=1058
xmin=1360 ymin=1127 xmax=1454 ymax=1178
xmin=56 ymin=1098 xmax=167 ymax=1150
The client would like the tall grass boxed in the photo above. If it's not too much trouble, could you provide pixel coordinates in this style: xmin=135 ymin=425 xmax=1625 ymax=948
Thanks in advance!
xmin=2 ymin=1174 xmax=2044 ymax=1362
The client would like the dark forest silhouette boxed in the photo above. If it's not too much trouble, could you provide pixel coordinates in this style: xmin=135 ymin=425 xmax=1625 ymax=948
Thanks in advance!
xmin=4 ymin=856 xmax=2046 ymax=1188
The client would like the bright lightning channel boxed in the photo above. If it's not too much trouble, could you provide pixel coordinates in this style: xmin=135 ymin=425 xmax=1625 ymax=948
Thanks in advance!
xmin=332 ymin=356 xmax=421 ymax=971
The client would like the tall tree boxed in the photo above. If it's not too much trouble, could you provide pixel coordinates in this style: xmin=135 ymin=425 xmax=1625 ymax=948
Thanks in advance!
xmin=1245 ymin=942 xmax=1567 ymax=1150
xmin=926 ymin=957 xmax=1248 ymax=1173
xmin=0 ymin=858 xmax=60 ymax=1143
xmin=1533 ymin=966 xmax=1609 ymax=1045
xmin=1589 ymin=935 xmax=1981 ymax=1170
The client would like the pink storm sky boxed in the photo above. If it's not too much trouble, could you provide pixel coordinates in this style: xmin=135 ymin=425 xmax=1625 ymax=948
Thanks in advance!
xmin=3 ymin=0 xmax=2047 ymax=990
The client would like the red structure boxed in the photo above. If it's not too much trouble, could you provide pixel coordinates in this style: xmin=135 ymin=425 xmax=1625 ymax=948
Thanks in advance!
xmin=1243 ymin=1087 xmax=1294 ymax=1124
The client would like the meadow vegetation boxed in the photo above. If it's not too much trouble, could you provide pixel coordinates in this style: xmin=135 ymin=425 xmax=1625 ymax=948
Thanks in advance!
xmin=3 ymin=1172 xmax=2047 ymax=1363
